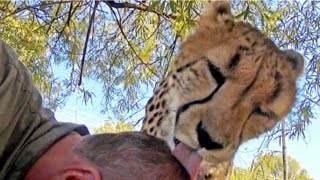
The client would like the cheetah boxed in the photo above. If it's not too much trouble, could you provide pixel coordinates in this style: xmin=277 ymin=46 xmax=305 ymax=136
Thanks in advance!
xmin=141 ymin=1 xmax=304 ymax=179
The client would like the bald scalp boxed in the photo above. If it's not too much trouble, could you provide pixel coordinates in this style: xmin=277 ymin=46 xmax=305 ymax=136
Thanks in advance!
xmin=74 ymin=132 xmax=190 ymax=180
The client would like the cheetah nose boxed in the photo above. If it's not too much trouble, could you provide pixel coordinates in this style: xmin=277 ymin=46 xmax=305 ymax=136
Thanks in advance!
xmin=196 ymin=121 xmax=223 ymax=150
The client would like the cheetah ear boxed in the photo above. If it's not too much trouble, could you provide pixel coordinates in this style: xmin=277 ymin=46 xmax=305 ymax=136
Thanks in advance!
xmin=199 ymin=1 xmax=233 ymax=27
xmin=284 ymin=50 xmax=304 ymax=78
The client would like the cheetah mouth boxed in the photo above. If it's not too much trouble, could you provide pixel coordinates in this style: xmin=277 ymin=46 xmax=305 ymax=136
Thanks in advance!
xmin=173 ymin=121 xmax=224 ymax=150
xmin=174 ymin=137 xmax=181 ymax=146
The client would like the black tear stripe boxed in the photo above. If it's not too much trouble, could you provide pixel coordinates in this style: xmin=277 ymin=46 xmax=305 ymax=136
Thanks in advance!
xmin=175 ymin=60 xmax=226 ymax=124
xmin=197 ymin=121 xmax=223 ymax=150
xmin=207 ymin=61 xmax=225 ymax=85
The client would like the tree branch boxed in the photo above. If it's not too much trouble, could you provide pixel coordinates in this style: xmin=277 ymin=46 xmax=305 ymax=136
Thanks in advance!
xmin=0 ymin=1 xmax=72 ymax=21
xmin=78 ymin=1 xmax=99 ymax=86
xmin=49 ymin=1 xmax=83 ymax=52
xmin=66 ymin=1 xmax=73 ymax=26
xmin=109 ymin=6 xmax=159 ymax=78
xmin=45 ymin=1 xmax=63 ymax=34
xmin=103 ymin=0 xmax=176 ymax=20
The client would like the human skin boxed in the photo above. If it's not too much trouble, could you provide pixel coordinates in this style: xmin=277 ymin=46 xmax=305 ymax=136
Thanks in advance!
xmin=25 ymin=133 xmax=202 ymax=180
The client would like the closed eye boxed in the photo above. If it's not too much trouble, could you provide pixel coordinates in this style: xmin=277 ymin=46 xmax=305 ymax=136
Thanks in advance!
xmin=229 ymin=53 xmax=240 ymax=69
xmin=252 ymin=107 xmax=276 ymax=119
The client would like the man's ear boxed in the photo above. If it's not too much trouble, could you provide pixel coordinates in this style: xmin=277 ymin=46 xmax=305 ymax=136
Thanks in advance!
xmin=62 ymin=165 xmax=101 ymax=180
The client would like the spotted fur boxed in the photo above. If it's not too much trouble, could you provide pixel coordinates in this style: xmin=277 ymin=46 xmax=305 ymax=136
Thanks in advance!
xmin=141 ymin=2 xmax=304 ymax=179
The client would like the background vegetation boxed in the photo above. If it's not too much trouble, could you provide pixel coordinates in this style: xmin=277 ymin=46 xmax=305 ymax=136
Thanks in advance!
xmin=230 ymin=152 xmax=314 ymax=180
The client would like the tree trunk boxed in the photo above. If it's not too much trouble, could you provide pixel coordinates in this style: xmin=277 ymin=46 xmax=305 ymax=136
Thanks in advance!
xmin=281 ymin=119 xmax=288 ymax=180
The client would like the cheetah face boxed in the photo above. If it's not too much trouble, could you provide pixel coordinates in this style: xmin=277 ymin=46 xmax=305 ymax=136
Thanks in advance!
xmin=172 ymin=2 xmax=304 ymax=164
xmin=142 ymin=2 xmax=304 ymax=179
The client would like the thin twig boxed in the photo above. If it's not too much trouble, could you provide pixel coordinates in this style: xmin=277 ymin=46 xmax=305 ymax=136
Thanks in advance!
xmin=0 ymin=1 xmax=72 ymax=21
xmin=103 ymin=0 xmax=176 ymax=20
xmin=78 ymin=1 xmax=99 ymax=86
xmin=133 ymin=116 xmax=145 ymax=128
xmin=66 ymin=1 xmax=73 ymax=26
xmin=145 ymin=14 xmax=161 ymax=41
xmin=109 ymin=6 xmax=159 ymax=78
xmin=124 ymin=106 xmax=146 ymax=121
xmin=46 ymin=1 xmax=63 ymax=34
xmin=162 ymin=34 xmax=178 ymax=78
xmin=50 ymin=1 xmax=82 ymax=51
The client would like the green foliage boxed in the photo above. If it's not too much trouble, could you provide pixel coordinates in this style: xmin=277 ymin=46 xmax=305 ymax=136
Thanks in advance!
xmin=94 ymin=121 xmax=134 ymax=134
xmin=0 ymin=1 xmax=61 ymax=110
xmin=230 ymin=153 xmax=314 ymax=180
xmin=229 ymin=167 xmax=252 ymax=180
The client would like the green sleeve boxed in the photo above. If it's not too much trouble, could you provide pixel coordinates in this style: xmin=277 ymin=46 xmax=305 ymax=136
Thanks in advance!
xmin=0 ymin=40 xmax=90 ymax=179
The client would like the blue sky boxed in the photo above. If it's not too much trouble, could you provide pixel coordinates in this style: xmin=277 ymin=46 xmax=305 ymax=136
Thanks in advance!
xmin=54 ymin=74 xmax=320 ymax=179
xmin=234 ymin=118 xmax=320 ymax=179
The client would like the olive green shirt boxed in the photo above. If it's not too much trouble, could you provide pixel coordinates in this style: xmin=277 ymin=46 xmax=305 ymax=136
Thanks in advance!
xmin=0 ymin=40 xmax=89 ymax=179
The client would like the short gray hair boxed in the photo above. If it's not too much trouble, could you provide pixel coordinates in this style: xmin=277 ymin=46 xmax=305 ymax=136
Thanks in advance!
xmin=74 ymin=132 xmax=190 ymax=180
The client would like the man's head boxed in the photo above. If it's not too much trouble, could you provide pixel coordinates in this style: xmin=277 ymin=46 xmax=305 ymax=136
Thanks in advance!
xmin=26 ymin=131 xmax=194 ymax=180
xmin=75 ymin=132 xmax=190 ymax=180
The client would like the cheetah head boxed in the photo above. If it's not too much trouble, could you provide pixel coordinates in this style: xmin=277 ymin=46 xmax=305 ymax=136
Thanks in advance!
xmin=173 ymin=1 xmax=304 ymax=165
xmin=142 ymin=1 xmax=304 ymax=179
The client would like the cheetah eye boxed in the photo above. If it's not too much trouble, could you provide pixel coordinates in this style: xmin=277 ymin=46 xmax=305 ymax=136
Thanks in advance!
xmin=252 ymin=107 xmax=276 ymax=119
xmin=217 ymin=7 xmax=228 ymax=15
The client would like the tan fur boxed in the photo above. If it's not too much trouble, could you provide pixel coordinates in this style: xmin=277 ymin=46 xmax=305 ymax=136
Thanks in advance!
xmin=141 ymin=1 xmax=304 ymax=179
